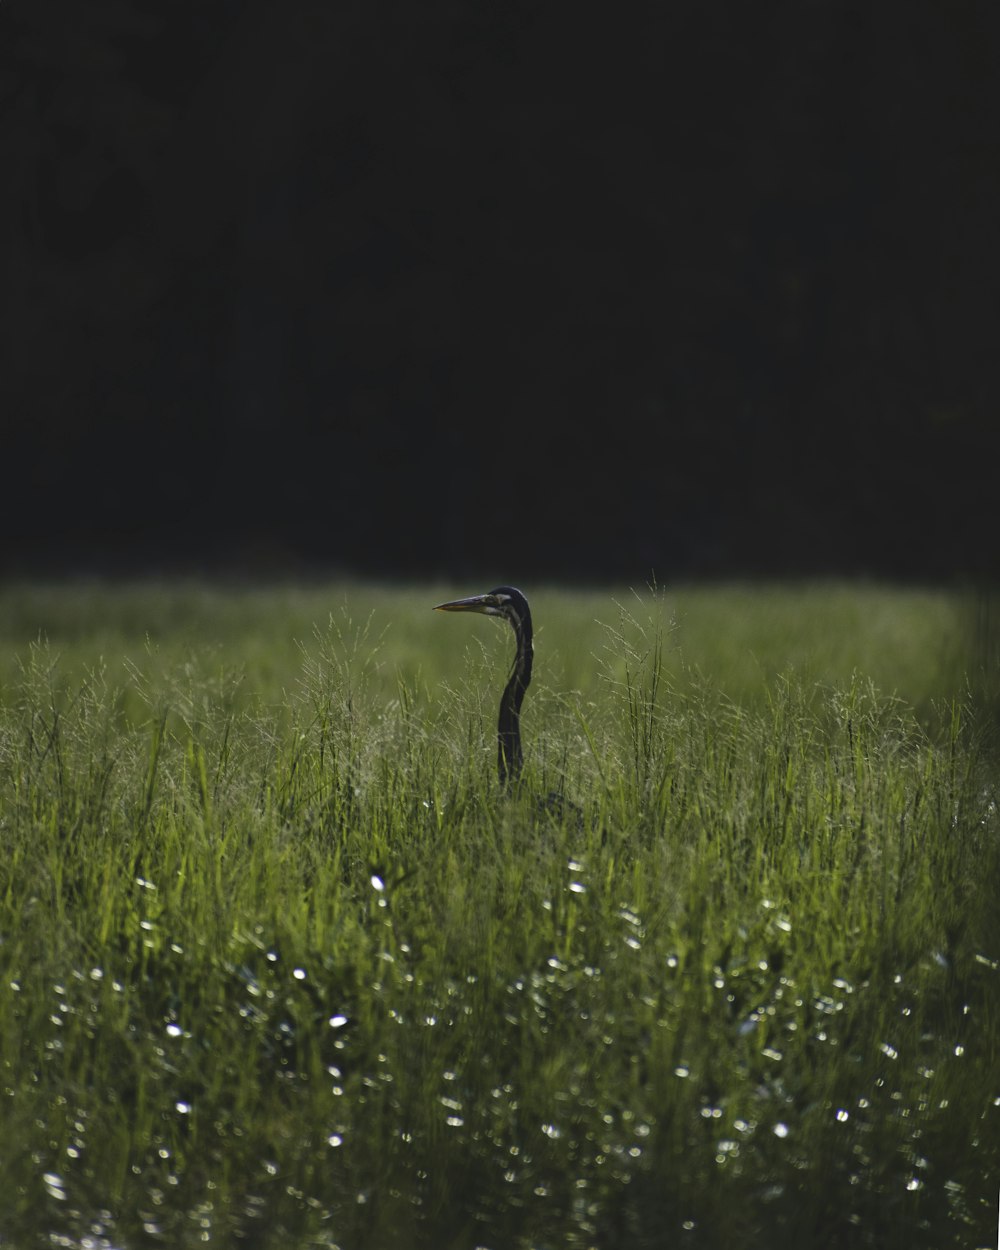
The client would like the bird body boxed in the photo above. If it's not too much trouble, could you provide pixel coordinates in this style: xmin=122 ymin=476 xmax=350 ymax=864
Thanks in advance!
xmin=434 ymin=586 xmax=533 ymax=789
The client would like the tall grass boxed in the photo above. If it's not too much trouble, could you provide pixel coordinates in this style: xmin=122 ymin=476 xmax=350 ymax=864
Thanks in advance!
xmin=0 ymin=580 xmax=997 ymax=1248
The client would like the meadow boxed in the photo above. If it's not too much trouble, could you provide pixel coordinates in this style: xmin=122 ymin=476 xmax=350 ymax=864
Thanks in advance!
xmin=0 ymin=579 xmax=997 ymax=1249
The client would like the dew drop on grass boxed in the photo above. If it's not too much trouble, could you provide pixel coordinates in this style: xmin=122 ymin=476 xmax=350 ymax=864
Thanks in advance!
xmin=329 ymin=1015 xmax=349 ymax=1029
xmin=42 ymin=1172 xmax=66 ymax=1200
xmin=327 ymin=1134 xmax=343 ymax=1148
xmin=293 ymin=968 xmax=306 ymax=981
xmin=772 ymin=1122 xmax=789 ymax=1139
xmin=836 ymin=1109 xmax=849 ymax=1122
xmin=165 ymin=1023 xmax=183 ymax=1038
xmin=371 ymin=875 xmax=385 ymax=892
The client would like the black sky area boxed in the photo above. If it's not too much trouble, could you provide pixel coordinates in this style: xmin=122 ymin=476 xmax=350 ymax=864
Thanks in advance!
xmin=1 ymin=1 xmax=997 ymax=585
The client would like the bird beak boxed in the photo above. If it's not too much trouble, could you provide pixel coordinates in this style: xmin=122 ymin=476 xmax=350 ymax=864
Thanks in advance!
xmin=434 ymin=594 xmax=492 ymax=614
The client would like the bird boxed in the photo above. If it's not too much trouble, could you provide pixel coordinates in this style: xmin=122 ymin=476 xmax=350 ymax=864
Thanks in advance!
xmin=434 ymin=586 xmax=534 ymax=790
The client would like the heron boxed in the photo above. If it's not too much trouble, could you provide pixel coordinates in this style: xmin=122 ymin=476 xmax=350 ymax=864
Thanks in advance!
xmin=434 ymin=586 xmax=533 ymax=790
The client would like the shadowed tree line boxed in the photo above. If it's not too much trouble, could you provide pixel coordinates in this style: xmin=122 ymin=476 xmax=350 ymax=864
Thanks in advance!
xmin=1 ymin=0 xmax=996 ymax=581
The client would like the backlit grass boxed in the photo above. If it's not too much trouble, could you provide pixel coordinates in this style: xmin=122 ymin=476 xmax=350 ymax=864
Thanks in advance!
xmin=0 ymin=580 xmax=997 ymax=1248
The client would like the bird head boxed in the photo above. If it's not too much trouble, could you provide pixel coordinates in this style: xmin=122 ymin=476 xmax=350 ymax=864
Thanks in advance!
xmin=432 ymin=590 xmax=520 ymax=620
xmin=434 ymin=586 xmax=530 ymax=627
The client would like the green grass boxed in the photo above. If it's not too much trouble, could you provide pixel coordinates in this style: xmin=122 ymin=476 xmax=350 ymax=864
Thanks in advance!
xmin=0 ymin=579 xmax=997 ymax=1248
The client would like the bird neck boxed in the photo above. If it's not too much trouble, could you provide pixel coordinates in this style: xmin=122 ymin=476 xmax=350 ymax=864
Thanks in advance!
xmin=498 ymin=612 xmax=533 ymax=789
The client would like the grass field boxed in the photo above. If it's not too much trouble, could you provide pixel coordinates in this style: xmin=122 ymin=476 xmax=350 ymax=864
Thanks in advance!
xmin=0 ymin=579 xmax=997 ymax=1249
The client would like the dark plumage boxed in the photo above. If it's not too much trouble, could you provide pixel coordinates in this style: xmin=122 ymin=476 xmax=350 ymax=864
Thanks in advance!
xmin=434 ymin=586 xmax=533 ymax=789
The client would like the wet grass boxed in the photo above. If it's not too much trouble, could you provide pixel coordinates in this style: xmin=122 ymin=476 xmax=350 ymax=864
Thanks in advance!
xmin=0 ymin=579 xmax=997 ymax=1249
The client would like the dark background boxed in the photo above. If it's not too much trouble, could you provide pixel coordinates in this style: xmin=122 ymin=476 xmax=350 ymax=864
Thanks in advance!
xmin=1 ymin=1 xmax=997 ymax=585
